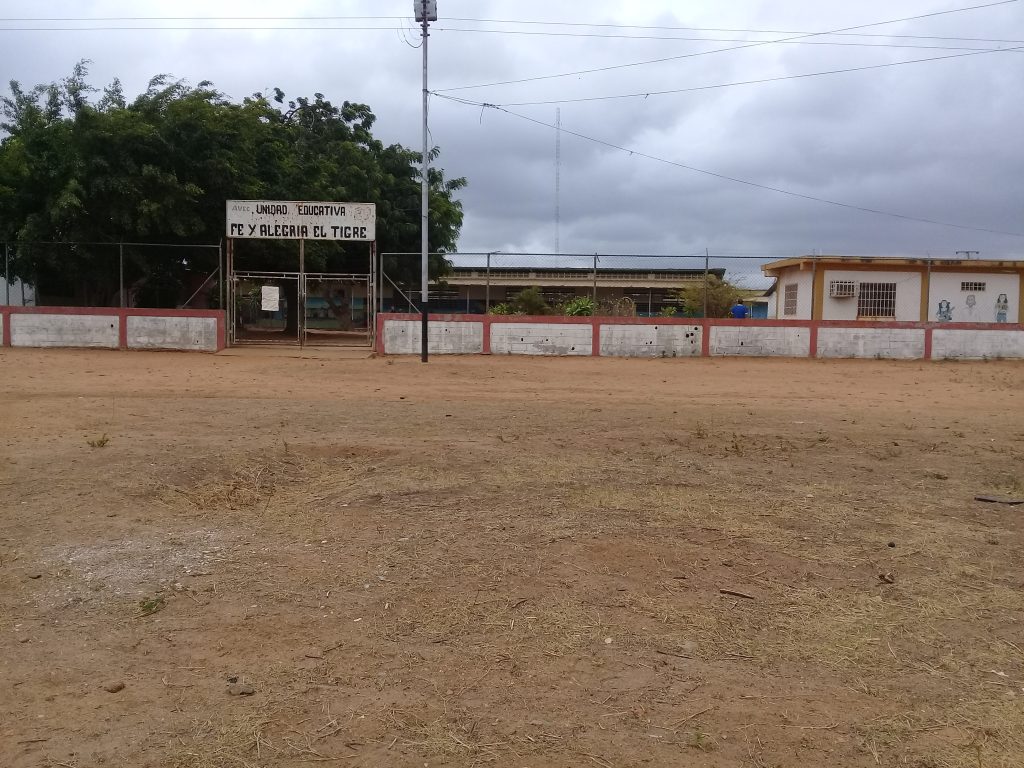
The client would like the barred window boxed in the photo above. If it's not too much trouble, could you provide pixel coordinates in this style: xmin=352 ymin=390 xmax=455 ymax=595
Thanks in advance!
xmin=857 ymin=282 xmax=897 ymax=318
xmin=784 ymin=283 xmax=798 ymax=315
xmin=961 ymin=281 xmax=986 ymax=292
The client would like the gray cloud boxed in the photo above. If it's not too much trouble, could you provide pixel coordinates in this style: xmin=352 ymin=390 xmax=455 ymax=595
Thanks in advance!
xmin=2 ymin=0 xmax=1022 ymax=263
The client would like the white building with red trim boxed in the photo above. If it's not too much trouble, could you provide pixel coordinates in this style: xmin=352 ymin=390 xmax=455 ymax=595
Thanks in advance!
xmin=763 ymin=256 xmax=1022 ymax=324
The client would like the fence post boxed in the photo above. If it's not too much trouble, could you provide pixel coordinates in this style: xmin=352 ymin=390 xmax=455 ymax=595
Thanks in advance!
xmin=4 ymin=243 xmax=9 ymax=306
xmin=703 ymin=248 xmax=709 ymax=319
xmin=218 ymin=238 xmax=224 ymax=310
xmin=298 ymin=238 xmax=305 ymax=347
xmin=592 ymin=254 xmax=598 ymax=304
xmin=485 ymin=251 xmax=491 ymax=313
xmin=119 ymin=242 xmax=125 ymax=308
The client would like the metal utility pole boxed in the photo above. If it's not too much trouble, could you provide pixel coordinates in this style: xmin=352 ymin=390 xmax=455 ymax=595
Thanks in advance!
xmin=4 ymin=244 xmax=9 ymax=306
xmin=485 ymin=250 xmax=500 ymax=313
xmin=417 ymin=0 xmax=436 ymax=362
xmin=592 ymin=254 xmax=598 ymax=304
xmin=555 ymin=107 xmax=561 ymax=255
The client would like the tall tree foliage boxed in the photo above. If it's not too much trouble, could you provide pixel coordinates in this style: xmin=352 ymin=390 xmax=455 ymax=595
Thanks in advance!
xmin=676 ymin=274 xmax=743 ymax=318
xmin=0 ymin=62 xmax=465 ymax=306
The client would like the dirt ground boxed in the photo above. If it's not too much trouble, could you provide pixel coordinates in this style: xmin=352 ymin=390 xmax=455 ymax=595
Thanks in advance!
xmin=1 ymin=349 xmax=1022 ymax=768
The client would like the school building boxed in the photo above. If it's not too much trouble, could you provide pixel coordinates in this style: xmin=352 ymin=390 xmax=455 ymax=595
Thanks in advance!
xmin=763 ymin=256 xmax=1022 ymax=324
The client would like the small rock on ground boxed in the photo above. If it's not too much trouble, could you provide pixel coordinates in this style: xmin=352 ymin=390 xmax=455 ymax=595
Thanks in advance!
xmin=228 ymin=683 xmax=256 ymax=696
xmin=102 ymin=681 xmax=125 ymax=693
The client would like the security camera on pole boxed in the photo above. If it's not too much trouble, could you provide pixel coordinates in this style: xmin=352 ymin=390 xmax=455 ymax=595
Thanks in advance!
xmin=416 ymin=0 xmax=437 ymax=363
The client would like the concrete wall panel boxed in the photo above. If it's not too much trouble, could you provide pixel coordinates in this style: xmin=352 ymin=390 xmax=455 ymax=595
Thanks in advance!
xmin=710 ymin=325 xmax=810 ymax=357
xmin=127 ymin=316 xmax=219 ymax=351
xmin=11 ymin=313 xmax=119 ymax=348
xmin=383 ymin=320 xmax=483 ymax=354
xmin=932 ymin=329 xmax=1024 ymax=359
xmin=491 ymin=323 xmax=591 ymax=355
xmin=817 ymin=327 xmax=924 ymax=359
xmin=600 ymin=324 xmax=701 ymax=357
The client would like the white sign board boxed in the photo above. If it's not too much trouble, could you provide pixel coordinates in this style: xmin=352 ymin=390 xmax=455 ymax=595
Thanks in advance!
xmin=260 ymin=285 xmax=280 ymax=312
xmin=226 ymin=200 xmax=375 ymax=241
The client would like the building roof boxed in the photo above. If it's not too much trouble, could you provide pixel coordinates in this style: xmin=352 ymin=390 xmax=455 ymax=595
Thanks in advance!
xmin=763 ymin=255 xmax=1024 ymax=277
xmin=447 ymin=252 xmax=717 ymax=272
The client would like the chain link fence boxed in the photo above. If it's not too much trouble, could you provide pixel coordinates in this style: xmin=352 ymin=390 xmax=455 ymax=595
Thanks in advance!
xmin=380 ymin=251 xmax=778 ymax=318
xmin=1 ymin=241 xmax=223 ymax=309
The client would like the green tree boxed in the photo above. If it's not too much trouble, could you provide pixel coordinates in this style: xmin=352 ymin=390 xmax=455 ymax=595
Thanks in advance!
xmin=0 ymin=62 xmax=465 ymax=317
xmin=676 ymin=275 xmax=743 ymax=318
xmin=511 ymin=286 xmax=551 ymax=315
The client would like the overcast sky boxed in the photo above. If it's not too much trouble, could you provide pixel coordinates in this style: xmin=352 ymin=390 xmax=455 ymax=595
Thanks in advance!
xmin=2 ymin=0 xmax=1023 ymax=269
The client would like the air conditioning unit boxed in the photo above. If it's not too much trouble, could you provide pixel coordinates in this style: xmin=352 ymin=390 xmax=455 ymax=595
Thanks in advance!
xmin=830 ymin=280 xmax=856 ymax=298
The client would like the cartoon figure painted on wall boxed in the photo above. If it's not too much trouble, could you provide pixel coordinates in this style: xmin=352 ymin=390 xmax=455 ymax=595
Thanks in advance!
xmin=936 ymin=299 xmax=954 ymax=322
xmin=964 ymin=293 xmax=977 ymax=319
xmin=995 ymin=294 xmax=1009 ymax=323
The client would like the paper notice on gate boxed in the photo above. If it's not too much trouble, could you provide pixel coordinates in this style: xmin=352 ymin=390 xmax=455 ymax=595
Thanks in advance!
xmin=261 ymin=285 xmax=280 ymax=312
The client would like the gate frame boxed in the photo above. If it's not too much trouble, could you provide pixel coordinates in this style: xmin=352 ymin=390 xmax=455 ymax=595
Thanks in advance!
xmin=226 ymin=237 xmax=377 ymax=348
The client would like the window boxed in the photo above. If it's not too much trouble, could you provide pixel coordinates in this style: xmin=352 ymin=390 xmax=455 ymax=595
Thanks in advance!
xmin=961 ymin=281 xmax=986 ymax=292
xmin=857 ymin=282 xmax=897 ymax=318
xmin=783 ymin=283 xmax=799 ymax=315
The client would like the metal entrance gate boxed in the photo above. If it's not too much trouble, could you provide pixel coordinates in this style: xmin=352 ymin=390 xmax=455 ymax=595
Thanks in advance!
xmin=227 ymin=269 xmax=376 ymax=347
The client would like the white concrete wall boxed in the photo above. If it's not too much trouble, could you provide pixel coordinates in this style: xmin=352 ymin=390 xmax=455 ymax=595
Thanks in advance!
xmin=383 ymin=319 xmax=483 ymax=354
xmin=821 ymin=270 xmax=921 ymax=321
xmin=817 ymin=327 xmax=924 ymax=359
xmin=776 ymin=267 xmax=815 ymax=319
xmin=927 ymin=271 xmax=1019 ymax=324
xmin=10 ymin=313 xmax=119 ymax=348
xmin=710 ymin=325 xmax=810 ymax=357
xmin=491 ymin=322 xmax=592 ymax=355
xmin=932 ymin=329 xmax=1024 ymax=359
xmin=600 ymin=324 xmax=701 ymax=357
xmin=127 ymin=316 xmax=219 ymax=351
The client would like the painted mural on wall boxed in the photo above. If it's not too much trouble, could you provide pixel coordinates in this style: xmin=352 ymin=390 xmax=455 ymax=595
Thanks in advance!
xmin=995 ymin=294 xmax=1009 ymax=323
xmin=937 ymin=293 xmax=1013 ymax=323
xmin=965 ymin=294 xmax=977 ymax=317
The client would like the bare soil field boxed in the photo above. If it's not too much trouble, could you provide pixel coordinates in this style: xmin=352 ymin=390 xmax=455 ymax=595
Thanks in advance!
xmin=1 ymin=349 xmax=1023 ymax=768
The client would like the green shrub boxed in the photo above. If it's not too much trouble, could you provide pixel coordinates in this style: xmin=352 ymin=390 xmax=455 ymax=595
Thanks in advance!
xmin=562 ymin=296 xmax=595 ymax=316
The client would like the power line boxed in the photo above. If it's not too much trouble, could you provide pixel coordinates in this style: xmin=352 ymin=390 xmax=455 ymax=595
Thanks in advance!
xmin=434 ymin=30 xmax=1024 ymax=52
xmin=441 ymin=17 xmax=1024 ymax=44
xmin=2 ymin=24 xmax=1020 ymax=55
xmin=0 ymin=15 xmax=409 ymax=22
xmin=463 ymin=44 xmax=1024 ymax=107
xmin=0 ymin=25 xmax=412 ymax=32
xmin=3 ymin=13 xmax=1022 ymax=46
xmin=434 ymin=95 xmax=1024 ymax=239
xmin=434 ymin=0 xmax=1021 ymax=92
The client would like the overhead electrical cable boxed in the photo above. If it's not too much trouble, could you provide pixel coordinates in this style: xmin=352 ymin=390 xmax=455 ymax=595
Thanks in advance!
xmin=433 ymin=95 xmax=1024 ymax=238
xmin=1 ymin=23 xmax=1020 ymax=54
xmin=434 ymin=0 xmax=1021 ymax=91
xmin=462 ymin=44 xmax=1024 ymax=107
xmin=2 ymin=14 xmax=1021 ymax=46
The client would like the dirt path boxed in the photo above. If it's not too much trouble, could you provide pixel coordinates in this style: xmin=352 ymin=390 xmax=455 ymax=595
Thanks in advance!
xmin=1 ymin=349 xmax=1022 ymax=768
